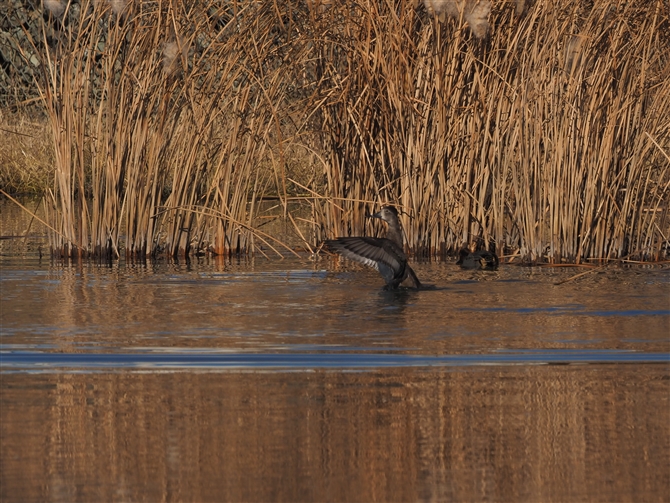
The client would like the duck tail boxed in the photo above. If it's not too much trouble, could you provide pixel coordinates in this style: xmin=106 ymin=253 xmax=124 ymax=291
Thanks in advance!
xmin=406 ymin=266 xmax=422 ymax=289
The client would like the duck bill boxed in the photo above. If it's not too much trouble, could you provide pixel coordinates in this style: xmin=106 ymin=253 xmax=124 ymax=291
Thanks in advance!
xmin=368 ymin=210 xmax=383 ymax=220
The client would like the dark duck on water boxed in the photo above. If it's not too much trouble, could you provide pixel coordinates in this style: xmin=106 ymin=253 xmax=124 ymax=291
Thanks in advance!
xmin=325 ymin=206 xmax=422 ymax=290
xmin=456 ymin=245 xmax=499 ymax=269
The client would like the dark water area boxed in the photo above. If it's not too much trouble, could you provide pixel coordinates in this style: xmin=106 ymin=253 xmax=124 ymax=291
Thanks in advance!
xmin=1 ymin=201 xmax=670 ymax=502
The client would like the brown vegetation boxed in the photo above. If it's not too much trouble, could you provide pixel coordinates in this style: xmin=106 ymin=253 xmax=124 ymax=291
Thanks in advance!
xmin=0 ymin=111 xmax=54 ymax=194
xmin=4 ymin=0 xmax=669 ymax=262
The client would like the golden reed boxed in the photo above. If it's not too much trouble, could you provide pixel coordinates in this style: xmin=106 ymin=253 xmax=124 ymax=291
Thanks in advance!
xmin=19 ymin=0 xmax=669 ymax=262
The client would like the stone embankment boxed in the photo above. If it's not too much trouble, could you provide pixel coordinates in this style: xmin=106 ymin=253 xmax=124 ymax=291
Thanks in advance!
xmin=0 ymin=1 xmax=47 ymax=108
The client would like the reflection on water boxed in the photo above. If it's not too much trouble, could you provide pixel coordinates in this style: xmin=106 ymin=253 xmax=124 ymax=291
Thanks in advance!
xmin=1 ymin=256 xmax=669 ymax=502
xmin=1 ymin=350 xmax=668 ymax=370
xmin=2 ymin=368 xmax=669 ymax=502
xmin=2 ymin=258 xmax=669 ymax=357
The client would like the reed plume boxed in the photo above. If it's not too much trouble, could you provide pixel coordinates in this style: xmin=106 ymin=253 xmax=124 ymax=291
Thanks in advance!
xmin=23 ymin=0 xmax=308 ymax=259
xmin=308 ymin=0 xmax=669 ymax=263
xmin=43 ymin=0 xmax=66 ymax=17
xmin=424 ymin=0 xmax=491 ymax=38
xmin=15 ymin=0 xmax=668 ymax=263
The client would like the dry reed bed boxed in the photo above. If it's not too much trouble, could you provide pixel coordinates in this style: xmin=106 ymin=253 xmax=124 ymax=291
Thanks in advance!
xmin=312 ymin=0 xmax=669 ymax=262
xmin=15 ymin=0 xmax=670 ymax=262
xmin=21 ymin=0 xmax=305 ymax=259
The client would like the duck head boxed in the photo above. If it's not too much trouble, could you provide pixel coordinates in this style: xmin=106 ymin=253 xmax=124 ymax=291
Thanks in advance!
xmin=368 ymin=205 xmax=403 ymax=249
xmin=368 ymin=205 xmax=399 ymax=224
xmin=457 ymin=248 xmax=470 ymax=261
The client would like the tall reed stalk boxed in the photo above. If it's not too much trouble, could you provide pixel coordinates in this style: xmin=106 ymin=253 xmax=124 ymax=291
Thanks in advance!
xmin=17 ymin=0 xmax=669 ymax=262
xmin=308 ymin=0 xmax=669 ymax=262
xmin=23 ymin=0 xmax=304 ymax=259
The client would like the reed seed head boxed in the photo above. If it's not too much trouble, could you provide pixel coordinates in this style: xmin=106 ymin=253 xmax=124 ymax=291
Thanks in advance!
xmin=163 ymin=41 xmax=180 ymax=74
xmin=423 ymin=0 xmax=490 ymax=38
xmin=464 ymin=1 xmax=490 ymax=39
xmin=515 ymin=0 xmax=526 ymax=16
xmin=44 ymin=0 xmax=65 ymax=16
xmin=108 ymin=0 xmax=128 ymax=15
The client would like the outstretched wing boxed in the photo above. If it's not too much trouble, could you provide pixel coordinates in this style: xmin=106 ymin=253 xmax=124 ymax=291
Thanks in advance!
xmin=325 ymin=237 xmax=403 ymax=269
xmin=325 ymin=237 xmax=422 ymax=289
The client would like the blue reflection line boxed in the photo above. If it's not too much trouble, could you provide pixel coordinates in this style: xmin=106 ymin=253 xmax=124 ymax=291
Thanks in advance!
xmin=583 ymin=310 xmax=670 ymax=316
xmin=459 ymin=307 xmax=670 ymax=316
xmin=1 ymin=350 xmax=668 ymax=371
xmin=459 ymin=306 xmax=582 ymax=313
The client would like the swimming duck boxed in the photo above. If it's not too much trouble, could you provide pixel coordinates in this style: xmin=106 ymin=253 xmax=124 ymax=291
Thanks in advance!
xmin=456 ymin=247 xmax=499 ymax=269
xmin=325 ymin=206 xmax=422 ymax=290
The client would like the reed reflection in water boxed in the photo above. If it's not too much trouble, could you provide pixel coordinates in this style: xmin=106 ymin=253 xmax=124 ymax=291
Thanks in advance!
xmin=2 ymin=368 xmax=668 ymax=503
xmin=1 ymin=257 xmax=669 ymax=502
xmin=2 ymin=259 xmax=669 ymax=356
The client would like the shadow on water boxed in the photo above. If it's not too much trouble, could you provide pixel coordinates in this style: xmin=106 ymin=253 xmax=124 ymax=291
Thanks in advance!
xmin=1 ymin=254 xmax=669 ymax=502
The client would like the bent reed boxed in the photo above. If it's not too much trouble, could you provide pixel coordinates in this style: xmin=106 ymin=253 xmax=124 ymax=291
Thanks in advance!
xmin=6 ymin=0 xmax=669 ymax=263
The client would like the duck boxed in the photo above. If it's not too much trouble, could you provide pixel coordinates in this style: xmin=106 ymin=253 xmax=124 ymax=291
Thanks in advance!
xmin=325 ymin=206 xmax=422 ymax=290
xmin=456 ymin=246 xmax=499 ymax=269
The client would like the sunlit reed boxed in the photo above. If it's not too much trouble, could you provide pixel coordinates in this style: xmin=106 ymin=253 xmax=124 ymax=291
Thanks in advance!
xmin=309 ymin=0 xmax=669 ymax=263
xmin=18 ymin=0 xmax=669 ymax=262
xmin=25 ymin=0 xmax=303 ymax=259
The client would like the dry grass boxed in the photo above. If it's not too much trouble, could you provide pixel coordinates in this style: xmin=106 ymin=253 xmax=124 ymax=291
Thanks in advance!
xmin=18 ymin=0 xmax=311 ymax=259
xmin=0 ymin=111 xmax=54 ymax=194
xmin=11 ymin=0 xmax=670 ymax=262
xmin=307 ymin=0 xmax=670 ymax=263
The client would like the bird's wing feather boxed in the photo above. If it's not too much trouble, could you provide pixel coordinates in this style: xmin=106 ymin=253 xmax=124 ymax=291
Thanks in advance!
xmin=325 ymin=237 xmax=405 ymax=273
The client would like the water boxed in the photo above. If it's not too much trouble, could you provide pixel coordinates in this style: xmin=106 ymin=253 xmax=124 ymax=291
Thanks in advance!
xmin=2 ymin=258 xmax=668 ymax=368
xmin=1 ymin=231 xmax=670 ymax=501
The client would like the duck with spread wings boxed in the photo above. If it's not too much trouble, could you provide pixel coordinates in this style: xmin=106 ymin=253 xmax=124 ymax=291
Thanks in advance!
xmin=325 ymin=206 xmax=422 ymax=290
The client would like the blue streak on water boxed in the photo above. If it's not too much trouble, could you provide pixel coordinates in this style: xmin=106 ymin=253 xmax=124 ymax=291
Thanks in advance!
xmin=581 ymin=310 xmax=670 ymax=317
xmin=1 ymin=350 xmax=668 ymax=371
xmin=459 ymin=306 xmax=670 ymax=317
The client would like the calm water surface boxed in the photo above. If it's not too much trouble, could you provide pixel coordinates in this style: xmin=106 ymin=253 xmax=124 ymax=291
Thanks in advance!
xmin=1 ymin=249 xmax=669 ymax=501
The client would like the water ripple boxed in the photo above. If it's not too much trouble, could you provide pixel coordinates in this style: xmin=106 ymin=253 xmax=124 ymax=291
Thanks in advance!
xmin=1 ymin=349 xmax=668 ymax=372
